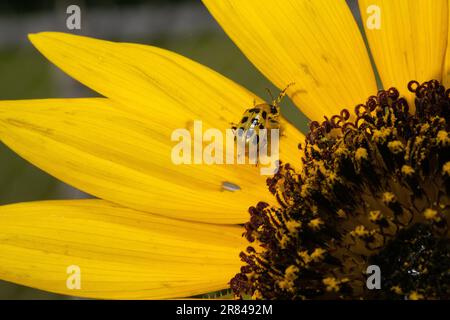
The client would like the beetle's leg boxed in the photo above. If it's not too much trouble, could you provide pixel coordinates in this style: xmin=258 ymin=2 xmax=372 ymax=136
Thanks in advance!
xmin=266 ymin=117 xmax=280 ymax=129
xmin=279 ymin=124 xmax=285 ymax=138
xmin=229 ymin=122 xmax=239 ymax=133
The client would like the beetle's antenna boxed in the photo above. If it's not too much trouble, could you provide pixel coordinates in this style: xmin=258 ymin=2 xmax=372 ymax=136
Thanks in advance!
xmin=265 ymin=88 xmax=274 ymax=103
xmin=274 ymin=82 xmax=295 ymax=106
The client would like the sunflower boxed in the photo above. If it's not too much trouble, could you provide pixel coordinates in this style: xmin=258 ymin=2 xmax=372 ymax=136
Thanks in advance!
xmin=0 ymin=0 xmax=449 ymax=300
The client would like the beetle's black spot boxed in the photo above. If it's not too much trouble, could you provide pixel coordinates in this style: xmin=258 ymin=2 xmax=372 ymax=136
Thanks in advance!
xmin=240 ymin=116 xmax=249 ymax=124
xmin=262 ymin=111 xmax=267 ymax=119
xmin=259 ymin=124 xmax=265 ymax=129
xmin=249 ymin=108 xmax=260 ymax=113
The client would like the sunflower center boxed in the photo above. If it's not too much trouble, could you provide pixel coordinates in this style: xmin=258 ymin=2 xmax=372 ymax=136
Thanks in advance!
xmin=230 ymin=80 xmax=450 ymax=300
xmin=368 ymin=223 xmax=450 ymax=299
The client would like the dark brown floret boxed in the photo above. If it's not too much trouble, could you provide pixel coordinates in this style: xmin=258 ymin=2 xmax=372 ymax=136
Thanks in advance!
xmin=230 ymin=80 xmax=450 ymax=300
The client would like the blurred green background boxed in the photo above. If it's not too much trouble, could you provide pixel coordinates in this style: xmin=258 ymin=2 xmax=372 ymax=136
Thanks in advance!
xmin=0 ymin=0 xmax=311 ymax=299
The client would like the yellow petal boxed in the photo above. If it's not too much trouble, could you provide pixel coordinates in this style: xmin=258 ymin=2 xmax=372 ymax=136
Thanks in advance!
xmin=0 ymin=199 xmax=245 ymax=299
xmin=360 ymin=0 xmax=448 ymax=103
xmin=28 ymin=32 xmax=304 ymax=168
xmin=0 ymin=98 xmax=277 ymax=224
xmin=444 ymin=3 xmax=450 ymax=88
xmin=203 ymin=0 xmax=378 ymax=122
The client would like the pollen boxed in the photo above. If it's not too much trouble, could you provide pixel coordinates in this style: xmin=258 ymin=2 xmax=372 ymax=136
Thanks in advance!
xmin=443 ymin=162 xmax=450 ymax=176
xmin=323 ymin=277 xmax=340 ymax=293
xmin=285 ymin=220 xmax=301 ymax=233
xmin=391 ymin=286 xmax=403 ymax=295
xmin=437 ymin=130 xmax=449 ymax=146
xmin=351 ymin=225 xmax=370 ymax=238
xmin=251 ymin=290 xmax=263 ymax=300
xmin=423 ymin=208 xmax=440 ymax=222
xmin=278 ymin=265 xmax=299 ymax=293
xmin=387 ymin=140 xmax=404 ymax=154
xmin=409 ymin=291 xmax=424 ymax=300
xmin=308 ymin=218 xmax=323 ymax=230
xmin=372 ymin=127 xmax=392 ymax=143
xmin=310 ymin=248 xmax=326 ymax=261
xmin=298 ymin=250 xmax=313 ymax=265
xmin=355 ymin=147 xmax=368 ymax=161
xmin=401 ymin=165 xmax=415 ymax=176
xmin=369 ymin=210 xmax=382 ymax=222
xmin=230 ymin=80 xmax=450 ymax=300
xmin=382 ymin=192 xmax=395 ymax=204
xmin=337 ymin=209 xmax=347 ymax=218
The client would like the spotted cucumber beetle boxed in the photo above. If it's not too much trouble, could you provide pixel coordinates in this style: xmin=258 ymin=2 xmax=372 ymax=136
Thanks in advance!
xmin=231 ymin=83 xmax=294 ymax=152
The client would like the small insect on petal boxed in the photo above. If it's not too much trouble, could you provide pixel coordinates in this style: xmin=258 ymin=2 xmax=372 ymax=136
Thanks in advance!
xmin=222 ymin=181 xmax=241 ymax=192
